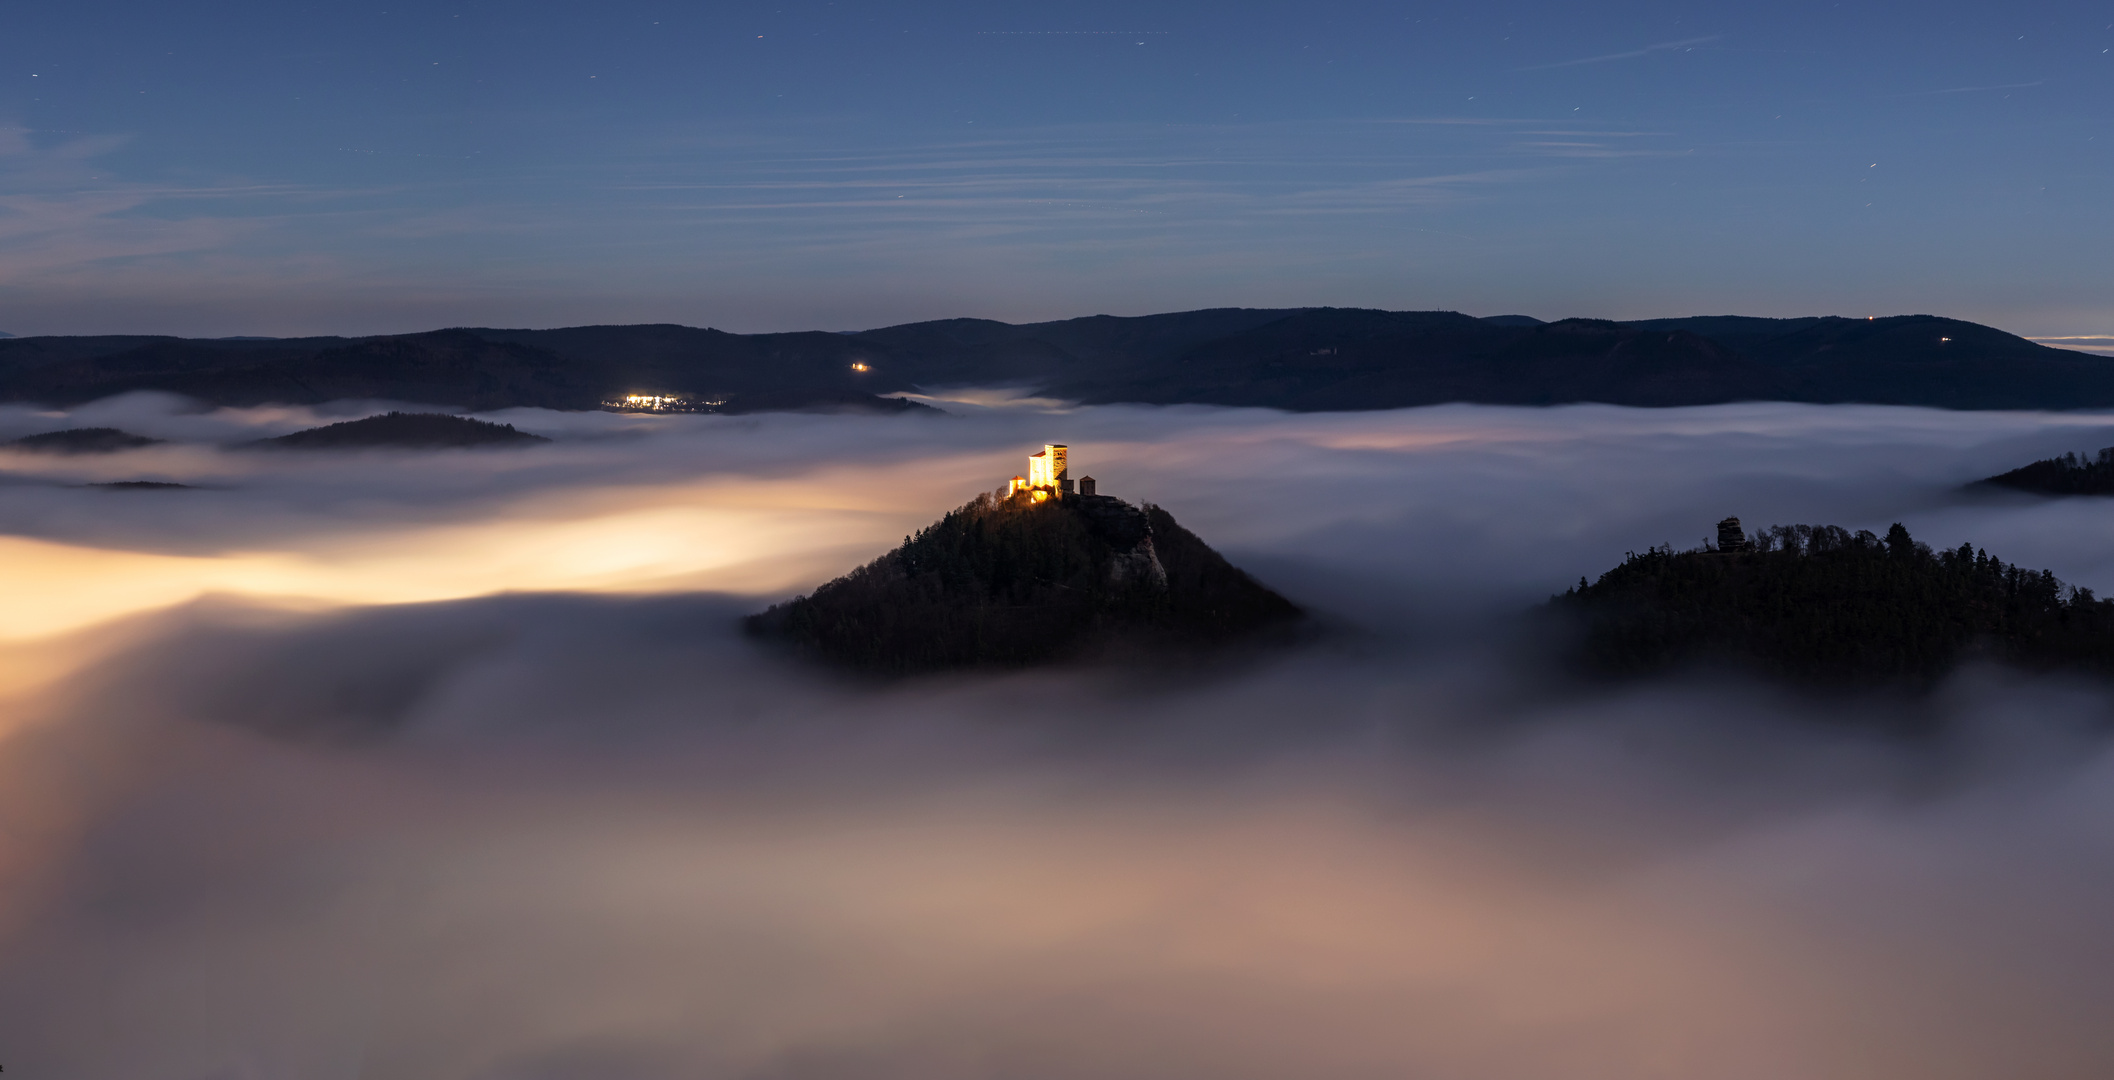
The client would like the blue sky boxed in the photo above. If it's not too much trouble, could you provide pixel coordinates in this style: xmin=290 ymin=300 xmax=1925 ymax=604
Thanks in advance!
xmin=0 ymin=0 xmax=2108 ymax=339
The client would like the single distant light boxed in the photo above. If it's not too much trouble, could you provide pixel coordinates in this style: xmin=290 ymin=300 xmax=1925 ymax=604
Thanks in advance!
xmin=851 ymin=362 xmax=871 ymax=372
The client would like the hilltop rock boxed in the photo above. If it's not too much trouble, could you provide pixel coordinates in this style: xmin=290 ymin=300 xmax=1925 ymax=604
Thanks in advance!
xmin=747 ymin=490 xmax=1301 ymax=674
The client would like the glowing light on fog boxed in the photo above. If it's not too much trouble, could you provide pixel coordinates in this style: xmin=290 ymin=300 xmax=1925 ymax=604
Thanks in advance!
xmin=0 ymin=465 xmax=992 ymax=642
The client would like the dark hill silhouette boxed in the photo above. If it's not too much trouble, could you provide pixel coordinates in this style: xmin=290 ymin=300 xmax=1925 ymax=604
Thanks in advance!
xmin=0 ymin=329 xmax=922 ymax=414
xmin=1552 ymin=520 xmax=2114 ymax=691
xmin=469 ymin=324 xmax=907 ymax=403
xmin=9 ymin=427 xmax=162 ymax=453
xmin=850 ymin=307 xmax=1302 ymax=387
xmin=748 ymin=490 xmax=1301 ymax=674
xmin=1060 ymin=311 xmax=1785 ymax=408
xmin=8 ymin=331 xmax=599 ymax=410
xmin=254 ymin=411 xmax=548 ymax=449
xmin=1629 ymin=314 xmax=2100 ymax=409
xmin=1977 ymin=447 xmax=2114 ymax=495
xmin=0 ymin=334 xmax=341 ymax=384
xmin=0 ymin=307 xmax=2103 ymax=412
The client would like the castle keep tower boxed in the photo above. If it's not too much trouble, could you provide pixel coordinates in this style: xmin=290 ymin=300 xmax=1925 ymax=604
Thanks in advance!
xmin=1008 ymin=444 xmax=1075 ymax=499
xmin=1027 ymin=444 xmax=1069 ymax=493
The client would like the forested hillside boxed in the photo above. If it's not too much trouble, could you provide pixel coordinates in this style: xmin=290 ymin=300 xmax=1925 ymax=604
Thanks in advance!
xmin=1554 ymin=522 xmax=2114 ymax=689
xmin=748 ymin=490 xmax=1300 ymax=674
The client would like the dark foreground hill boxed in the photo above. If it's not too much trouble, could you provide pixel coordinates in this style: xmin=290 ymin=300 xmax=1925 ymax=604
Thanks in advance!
xmin=254 ymin=412 xmax=548 ymax=449
xmin=9 ymin=427 xmax=161 ymax=453
xmin=747 ymin=490 xmax=1301 ymax=674
xmin=0 ymin=307 xmax=2101 ymax=412
xmin=1552 ymin=520 xmax=2114 ymax=690
xmin=1978 ymin=447 xmax=2114 ymax=496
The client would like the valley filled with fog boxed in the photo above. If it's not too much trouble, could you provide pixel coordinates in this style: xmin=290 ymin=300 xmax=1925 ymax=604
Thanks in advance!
xmin=6 ymin=394 xmax=2114 ymax=1079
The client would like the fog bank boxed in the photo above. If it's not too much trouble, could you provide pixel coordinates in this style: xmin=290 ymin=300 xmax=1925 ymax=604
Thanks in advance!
xmin=4 ymin=398 xmax=2114 ymax=1077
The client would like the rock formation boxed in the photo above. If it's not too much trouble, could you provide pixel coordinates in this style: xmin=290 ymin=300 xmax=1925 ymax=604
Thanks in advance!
xmin=1715 ymin=516 xmax=1752 ymax=553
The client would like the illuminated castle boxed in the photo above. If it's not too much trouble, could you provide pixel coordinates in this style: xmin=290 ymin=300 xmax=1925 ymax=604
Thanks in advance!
xmin=1006 ymin=443 xmax=1096 ymax=500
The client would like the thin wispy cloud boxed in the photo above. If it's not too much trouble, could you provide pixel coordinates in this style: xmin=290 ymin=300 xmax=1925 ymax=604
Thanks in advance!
xmin=0 ymin=125 xmax=417 ymax=287
xmin=1898 ymin=80 xmax=2046 ymax=96
xmin=1509 ymin=141 xmax=1691 ymax=160
xmin=2030 ymin=335 xmax=2114 ymax=355
xmin=1517 ymin=35 xmax=1723 ymax=71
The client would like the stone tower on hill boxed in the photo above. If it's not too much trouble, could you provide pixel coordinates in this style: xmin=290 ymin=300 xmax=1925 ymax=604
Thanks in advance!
xmin=1009 ymin=443 xmax=1074 ymax=498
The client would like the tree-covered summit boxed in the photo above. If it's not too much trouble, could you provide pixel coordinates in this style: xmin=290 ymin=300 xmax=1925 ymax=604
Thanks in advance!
xmin=1552 ymin=521 xmax=2114 ymax=688
xmin=1980 ymin=447 xmax=2114 ymax=495
xmin=747 ymin=489 xmax=1301 ymax=674
xmin=254 ymin=411 xmax=547 ymax=449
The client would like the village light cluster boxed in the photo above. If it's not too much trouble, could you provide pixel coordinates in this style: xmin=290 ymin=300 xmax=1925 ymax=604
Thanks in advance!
xmin=600 ymin=393 xmax=726 ymax=413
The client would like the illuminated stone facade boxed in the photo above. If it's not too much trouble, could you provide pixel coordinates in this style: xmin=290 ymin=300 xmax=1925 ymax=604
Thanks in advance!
xmin=1009 ymin=444 xmax=1075 ymax=499
xmin=1027 ymin=444 xmax=1068 ymax=490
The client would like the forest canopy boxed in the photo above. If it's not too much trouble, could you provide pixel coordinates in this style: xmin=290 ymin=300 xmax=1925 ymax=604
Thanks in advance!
xmin=1552 ymin=521 xmax=2114 ymax=689
xmin=748 ymin=490 xmax=1301 ymax=674
xmin=1980 ymin=447 xmax=2114 ymax=496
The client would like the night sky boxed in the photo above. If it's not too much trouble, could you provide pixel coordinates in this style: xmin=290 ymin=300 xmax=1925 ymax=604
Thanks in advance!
xmin=2 ymin=1 xmax=2108 ymax=341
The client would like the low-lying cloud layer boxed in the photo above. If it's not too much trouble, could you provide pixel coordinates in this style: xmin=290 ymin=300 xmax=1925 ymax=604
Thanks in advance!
xmin=4 ymin=397 xmax=2114 ymax=1078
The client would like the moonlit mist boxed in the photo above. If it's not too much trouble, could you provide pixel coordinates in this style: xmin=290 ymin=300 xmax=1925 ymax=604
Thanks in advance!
xmin=6 ymin=397 xmax=2114 ymax=1078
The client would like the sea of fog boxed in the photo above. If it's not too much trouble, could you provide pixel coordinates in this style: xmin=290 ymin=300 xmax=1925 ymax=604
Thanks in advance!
xmin=5 ymin=393 xmax=2114 ymax=1078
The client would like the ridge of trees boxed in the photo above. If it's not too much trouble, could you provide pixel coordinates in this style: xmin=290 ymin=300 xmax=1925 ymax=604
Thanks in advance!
xmin=1981 ymin=447 xmax=2114 ymax=495
xmin=1553 ymin=522 xmax=2114 ymax=688
xmin=257 ymin=411 xmax=547 ymax=449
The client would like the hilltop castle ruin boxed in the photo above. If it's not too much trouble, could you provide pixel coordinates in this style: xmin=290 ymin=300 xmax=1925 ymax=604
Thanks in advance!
xmin=1006 ymin=443 xmax=1097 ymax=500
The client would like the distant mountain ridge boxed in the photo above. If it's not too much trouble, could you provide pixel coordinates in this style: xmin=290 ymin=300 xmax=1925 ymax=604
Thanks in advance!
xmin=0 ymin=308 xmax=2101 ymax=413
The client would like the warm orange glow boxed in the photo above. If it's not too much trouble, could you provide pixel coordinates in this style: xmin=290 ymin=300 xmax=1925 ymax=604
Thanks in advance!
xmin=1020 ymin=443 xmax=1070 ymax=497
xmin=1026 ymin=444 xmax=1067 ymax=489
xmin=850 ymin=362 xmax=871 ymax=373
xmin=0 ymin=460 xmax=1007 ymax=644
